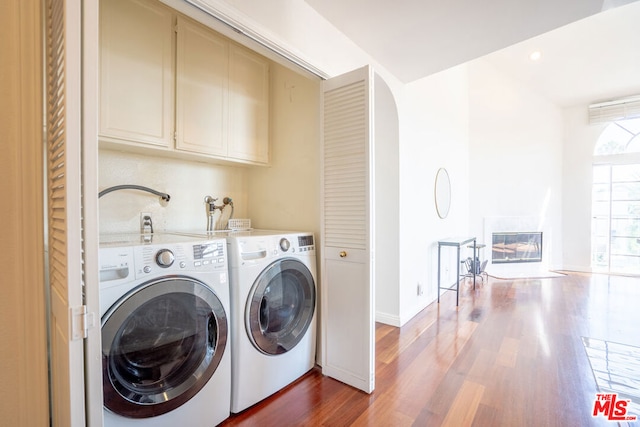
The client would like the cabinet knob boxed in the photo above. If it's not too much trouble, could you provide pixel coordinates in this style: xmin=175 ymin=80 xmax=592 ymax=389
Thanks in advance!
xmin=339 ymin=251 xmax=347 ymax=258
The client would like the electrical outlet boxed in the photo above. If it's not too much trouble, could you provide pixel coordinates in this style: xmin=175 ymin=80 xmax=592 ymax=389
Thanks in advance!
xmin=417 ymin=282 xmax=423 ymax=296
xmin=140 ymin=212 xmax=152 ymax=233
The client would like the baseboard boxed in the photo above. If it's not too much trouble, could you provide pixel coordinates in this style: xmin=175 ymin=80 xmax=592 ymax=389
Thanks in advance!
xmin=560 ymin=264 xmax=592 ymax=273
xmin=376 ymin=298 xmax=436 ymax=328
xmin=400 ymin=300 xmax=432 ymax=326
xmin=375 ymin=311 xmax=401 ymax=327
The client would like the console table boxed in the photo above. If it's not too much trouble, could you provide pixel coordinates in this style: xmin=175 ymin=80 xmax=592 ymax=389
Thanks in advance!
xmin=437 ymin=237 xmax=477 ymax=306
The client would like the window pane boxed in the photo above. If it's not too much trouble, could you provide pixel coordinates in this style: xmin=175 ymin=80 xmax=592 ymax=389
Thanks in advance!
xmin=595 ymin=136 xmax=626 ymax=155
xmin=591 ymin=217 xmax=610 ymax=236
xmin=618 ymin=117 xmax=640 ymax=134
xmin=592 ymin=165 xmax=611 ymax=183
xmin=610 ymin=254 xmax=640 ymax=273
xmin=591 ymin=235 xmax=609 ymax=267
xmin=611 ymin=218 xmax=640 ymax=237
xmin=594 ymin=118 xmax=640 ymax=155
xmin=592 ymin=184 xmax=610 ymax=202
xmin=592 ymin=202 xmax=610 ymax=217
xmin=611 ymin=201 xmax=640 ymax=217
xmin=612 ymin=183 xmax=640 ymax=202
xmin=612 ymin=164 xmax=640 ymax=182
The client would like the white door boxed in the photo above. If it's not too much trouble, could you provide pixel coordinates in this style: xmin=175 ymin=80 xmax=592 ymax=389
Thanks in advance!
xmin=46 ymin=0 xmax=98 ymax=425
xmin=321 ymin=66 xmax=375 ymax=393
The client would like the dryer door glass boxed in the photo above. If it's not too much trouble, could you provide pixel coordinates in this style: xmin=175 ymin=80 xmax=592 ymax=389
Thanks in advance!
xmin=246 ymin=258 xmax=315 ymax=355
xmin=101 ymin=278 xmax=228 ymax=418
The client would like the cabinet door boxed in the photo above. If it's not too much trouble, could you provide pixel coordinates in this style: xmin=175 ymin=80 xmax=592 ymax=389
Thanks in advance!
xmin=99 ymin=0 xmax=174 ymax=147
xmin=227 ymin=44 xmax=269 ymax=164
xmin=176 ymin=17 xmax=228 ymax=156
xmin=321 ymin=66 xmax=374 ymax=393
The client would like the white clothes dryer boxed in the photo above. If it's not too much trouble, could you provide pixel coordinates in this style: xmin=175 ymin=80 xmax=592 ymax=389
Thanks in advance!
xmin=225 ymin=230 xmax=317 ymax=413
xmin=99 ymin=233 xmax=230 ymax=427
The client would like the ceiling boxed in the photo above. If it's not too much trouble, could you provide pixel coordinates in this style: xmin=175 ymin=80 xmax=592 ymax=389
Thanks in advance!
xmin=305 ymin=0 xmax=640 ymax=107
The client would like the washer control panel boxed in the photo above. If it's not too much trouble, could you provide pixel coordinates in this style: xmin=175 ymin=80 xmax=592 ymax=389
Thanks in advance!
xmin=133 ymin=240 xmax=227 ymax=279
xmin=99 ymin=234 xmax=227 ymax=283
xmin=192 ymin=241 xmax=226 ymax=268
xmin=99 ymin=246 xmax=134 ymax=285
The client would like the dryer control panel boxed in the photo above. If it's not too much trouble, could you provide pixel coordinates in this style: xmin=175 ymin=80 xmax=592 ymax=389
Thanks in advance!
xmin=228 ymin=232 xmax=315 ymax=268
xmin=295 ymin=234 xmax=315 ymax=253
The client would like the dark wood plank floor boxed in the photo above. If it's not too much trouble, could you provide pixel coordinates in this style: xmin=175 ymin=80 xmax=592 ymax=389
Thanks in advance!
xmin=221 ymin=272 xmax=640 ymax=426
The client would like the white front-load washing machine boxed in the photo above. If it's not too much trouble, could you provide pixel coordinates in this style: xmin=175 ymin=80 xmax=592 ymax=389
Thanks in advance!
xmin=99 ymin=233 xmax=231 ymax=427
xmin=225 ymin=230 xmax=317 ymax=413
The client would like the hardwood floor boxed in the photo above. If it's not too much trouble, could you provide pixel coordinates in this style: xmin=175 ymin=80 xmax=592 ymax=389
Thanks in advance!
xmin=221 ymin=272 xmax=640 ymax=426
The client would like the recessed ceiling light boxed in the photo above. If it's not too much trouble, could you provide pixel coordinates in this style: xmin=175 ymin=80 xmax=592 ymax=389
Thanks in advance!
xmin=529 ymin=51 xmax=542 ymax=61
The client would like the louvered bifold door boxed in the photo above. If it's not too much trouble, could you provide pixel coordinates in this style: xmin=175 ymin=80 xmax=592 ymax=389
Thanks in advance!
xmin=321 ymin=66 xmax=375 ymax=393
xmin=46 ymin=0 xmax=86 ymax=425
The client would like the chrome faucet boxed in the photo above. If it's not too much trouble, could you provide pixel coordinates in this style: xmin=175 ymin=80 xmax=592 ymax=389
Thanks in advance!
xmin=204 ymin=195 xmax=234 ymax=231
xmin=98 ymin=184 xmax=171 ymax=202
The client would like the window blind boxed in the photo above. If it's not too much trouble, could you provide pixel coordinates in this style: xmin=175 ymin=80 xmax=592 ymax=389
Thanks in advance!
xmin=588 ymin=96 xmax=640 ymax=124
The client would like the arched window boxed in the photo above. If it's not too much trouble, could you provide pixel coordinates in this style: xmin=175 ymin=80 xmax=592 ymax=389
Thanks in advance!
xmin=591 ymin=118 xmax=640 ymax=274
xmin=594 ymin=118 xmax=640 ymax=155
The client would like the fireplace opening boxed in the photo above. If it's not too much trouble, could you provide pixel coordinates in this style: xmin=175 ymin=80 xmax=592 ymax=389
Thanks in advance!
xmin=492 ymin=232 xmax=542 ymax=264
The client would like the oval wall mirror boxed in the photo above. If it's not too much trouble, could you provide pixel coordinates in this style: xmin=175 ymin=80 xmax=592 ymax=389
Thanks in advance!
xmin=434 ymin=168 xmax=451 ymax=219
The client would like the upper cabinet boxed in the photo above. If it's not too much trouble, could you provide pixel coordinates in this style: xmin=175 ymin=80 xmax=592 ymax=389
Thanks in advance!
xmin=99 ymin=0 xmax=174 ymax=148
xmin=175 ymin=16 xmax=228 ymax=157
xmin=227 ymin=44 xmax=270 ymax=164
xmin=99 ymin=0 xmax=270 ymax=165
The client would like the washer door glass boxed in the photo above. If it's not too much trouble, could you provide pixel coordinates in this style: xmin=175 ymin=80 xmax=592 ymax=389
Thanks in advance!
xmin=246 ymin=258 xmax=315 ymax=355
xmin=101 ymin=277 xmax=227 ymax=418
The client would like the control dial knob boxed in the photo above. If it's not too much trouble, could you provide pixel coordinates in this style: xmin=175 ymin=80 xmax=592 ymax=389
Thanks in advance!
xmin=279 ymin=238 xmax=290 ymax=252
xmin=156 ymin=249 xmax=175 ymax=267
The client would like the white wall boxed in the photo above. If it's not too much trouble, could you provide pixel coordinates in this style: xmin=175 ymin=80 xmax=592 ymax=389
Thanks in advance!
xmin=373 ymin=73 xmax=401 ymax=325
xmin=246 ymin=62 xmax=321 ymax=234
xmin=468 ymin=58 xmax=564 ymax=271
xmin=98 ymin=150 xmax=248 ymax=233
xmin=562 ymin=106 xmax=606 ymax=271
xmin=398 ymin=64 xmax=471 ymax=322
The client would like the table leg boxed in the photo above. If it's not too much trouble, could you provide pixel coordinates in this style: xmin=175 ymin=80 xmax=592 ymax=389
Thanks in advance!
xmin=473 ymin=239 xmax=477 ymax=290
xmin=437 ymin=244 xmax=441 ymax=303
xmin=456 ymin=245 xmax=460 ymax=306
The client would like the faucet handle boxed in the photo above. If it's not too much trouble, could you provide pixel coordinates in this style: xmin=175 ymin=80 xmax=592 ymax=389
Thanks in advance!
xmin=204 ymin=195 xmax=219 ymax=212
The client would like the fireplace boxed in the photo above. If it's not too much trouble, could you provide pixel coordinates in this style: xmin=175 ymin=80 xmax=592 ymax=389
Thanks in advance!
xmin=492 ymin=232 xmax=543 ymax=264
